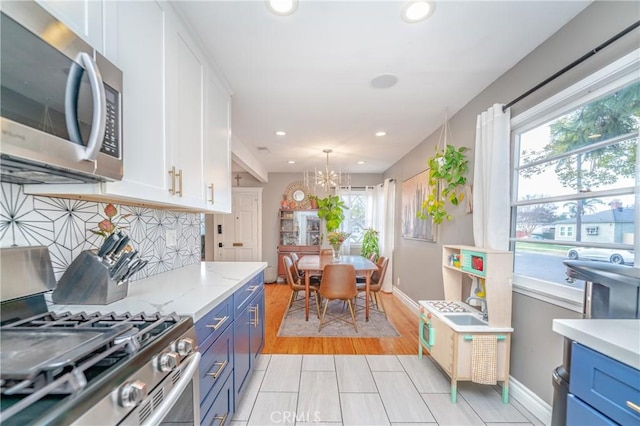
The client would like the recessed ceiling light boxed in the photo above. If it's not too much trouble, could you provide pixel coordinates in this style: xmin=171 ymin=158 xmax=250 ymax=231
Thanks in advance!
xmin=375 ymin=131 xmax=387 ymax=137
xmin=265 ymin=0 xmax=297 ymax=16
xmin=287 ymin=160 xmax=295 ymax=164
xmin=401 ymin=0 xmax=436 ymax=23
xmin=357 ymin=161 xmax=365 ymax=165
xmin=275 ymin=130 xmax=286 ymax=136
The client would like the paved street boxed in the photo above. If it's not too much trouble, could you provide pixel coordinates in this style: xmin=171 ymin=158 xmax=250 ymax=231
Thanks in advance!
xmin=513 ymin=251 xmax=585 ymax=289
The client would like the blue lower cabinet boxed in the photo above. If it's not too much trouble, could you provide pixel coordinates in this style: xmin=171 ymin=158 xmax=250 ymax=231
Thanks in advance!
xmin=199 ymin=323 xmax=233 ymax=405
xmin=233 ymin=276 xmax=265 ymax=410
xmin=196 ymin=271 xmax=265 ymax=424
xmin=201 ymin=373 xmax=233 ymax=426
xmin=567 ymin=342 xmax=640 ymax=426
xmin=567 ymin=394 xmax=617 ymax=426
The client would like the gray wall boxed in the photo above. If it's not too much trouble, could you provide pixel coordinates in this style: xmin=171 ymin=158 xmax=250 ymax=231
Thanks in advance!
xmin=383 ymin=1 xmax=639 ymax=405
xmin=228 ymin=172 xmax=383 ymax=270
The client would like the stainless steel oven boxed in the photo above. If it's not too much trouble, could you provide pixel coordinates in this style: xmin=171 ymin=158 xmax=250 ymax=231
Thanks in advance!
xmin=0 ymin=247 xmax=200 ymax=426
xmin=0 ymin=0 xmax=123 ymax=184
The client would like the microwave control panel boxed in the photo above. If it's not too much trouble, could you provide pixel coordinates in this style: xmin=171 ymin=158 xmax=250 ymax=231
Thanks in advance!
xmin=100 ymin=85 xmax=121 ymax=159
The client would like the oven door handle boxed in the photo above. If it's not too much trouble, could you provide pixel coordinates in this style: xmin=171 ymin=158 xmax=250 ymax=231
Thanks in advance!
xmin=141 ymin=351 xmax=201 ymax=426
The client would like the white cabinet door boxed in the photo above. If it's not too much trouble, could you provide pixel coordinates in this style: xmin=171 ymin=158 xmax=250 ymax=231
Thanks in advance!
xmin=168 ymin=30 xmax=205 ymax=207
xmin=36 ymin=0 xmax=104 ymax=55
xmin=102 ymin=0 xmax=171 ymax=204
xmin=203 ymin=74 xmax=232 ymax=213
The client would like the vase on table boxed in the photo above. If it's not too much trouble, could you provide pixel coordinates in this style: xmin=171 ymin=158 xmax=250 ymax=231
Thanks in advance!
xmin=331 ymin=243 xmax=342 ymax=262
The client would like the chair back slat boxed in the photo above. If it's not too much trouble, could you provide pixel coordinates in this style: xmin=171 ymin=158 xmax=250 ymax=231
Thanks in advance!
xmin=319 ymin=264 xmax=357 ymax=300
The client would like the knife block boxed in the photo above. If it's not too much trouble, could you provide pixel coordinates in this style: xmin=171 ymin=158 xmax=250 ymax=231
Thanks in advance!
xmin=52 ymin=250 xmax=129 ymax=305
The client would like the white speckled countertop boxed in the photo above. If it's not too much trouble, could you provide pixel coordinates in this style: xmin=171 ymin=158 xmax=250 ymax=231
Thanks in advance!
xmin=553 ymin=319 xmax=640 ymax=370
xmin=48 ymin=262 xmax=267 ymax=322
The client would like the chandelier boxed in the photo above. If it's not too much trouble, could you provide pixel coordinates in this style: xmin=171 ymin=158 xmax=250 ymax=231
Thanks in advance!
xmin=303 ymin=149 xmax=351 ymax=192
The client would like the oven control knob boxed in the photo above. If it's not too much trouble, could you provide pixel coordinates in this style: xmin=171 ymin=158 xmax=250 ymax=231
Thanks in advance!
xmin=118 ymin=380 xmax=147 ymax=408
xmin=158 ymin=351 xmax=180 ymax=372
xmin=174 ymin=338 xmax=195 ymax=356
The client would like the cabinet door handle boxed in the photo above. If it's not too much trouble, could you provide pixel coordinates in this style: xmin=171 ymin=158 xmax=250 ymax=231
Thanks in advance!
xmin=627 ymin=401 xmax=640 ymax=414
xmin=247 ymin=285 xmax=258 ymax=293
xmin=212 ymin=413 xmax=228 ymax=426
xmin=250 ymin=305 xmax=259 ymax=326
xmin=176 ymin=169 xmax=183 ymax=197
xmin=206 ymin=360 xmax=228 ymax=379
xmin=208 ymin=183 xmax=215 ymax=204
xmin=168 ymin=166 xmax=176 ymax=195
xmin=205 ymin=316 xmax=228 ymax=330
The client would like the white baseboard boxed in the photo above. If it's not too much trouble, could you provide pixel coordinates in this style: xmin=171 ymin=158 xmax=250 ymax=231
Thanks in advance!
xmin=509 ymin=376 xmax=552 ymax=426
xmin=390 ymin=287 xmax=552 ymax=426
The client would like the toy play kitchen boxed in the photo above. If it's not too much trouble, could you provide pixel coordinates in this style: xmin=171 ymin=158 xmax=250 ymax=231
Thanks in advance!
xmin=419 ymin=245 xmax=514 ymax=404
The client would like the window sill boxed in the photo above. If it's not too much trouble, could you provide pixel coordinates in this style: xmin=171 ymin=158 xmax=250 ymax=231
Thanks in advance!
xmin=512 ymin=274 xmax=584 ymax=313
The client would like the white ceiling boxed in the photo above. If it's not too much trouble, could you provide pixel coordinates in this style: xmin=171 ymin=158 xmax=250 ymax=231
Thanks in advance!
xmin=175 ymin=1 xmax=591 ymax=175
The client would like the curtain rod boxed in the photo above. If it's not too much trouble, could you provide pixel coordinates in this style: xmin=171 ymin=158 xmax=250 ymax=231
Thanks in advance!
xmin=502 ymin=20 xmax=640 ymax=113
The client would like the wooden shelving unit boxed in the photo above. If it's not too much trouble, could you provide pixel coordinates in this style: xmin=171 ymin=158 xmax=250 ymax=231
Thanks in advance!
xmin=277 ymin=209 xmax=320 ymax=278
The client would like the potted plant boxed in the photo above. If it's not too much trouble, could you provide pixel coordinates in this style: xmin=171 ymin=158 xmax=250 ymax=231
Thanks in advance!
xmin=417 ymin=144 xmax=469 ymax=224
xmin=315 ymin=194 xmax=347 ymax=232
xmin=361 ymin=228 xmax=379 ymax=261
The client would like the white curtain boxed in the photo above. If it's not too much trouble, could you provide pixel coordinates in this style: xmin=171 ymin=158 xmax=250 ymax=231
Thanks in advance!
xmin=473 ymin=104 xmax=511 ymax=250
xmin=372 ymin=178 xmax=396 ymax=292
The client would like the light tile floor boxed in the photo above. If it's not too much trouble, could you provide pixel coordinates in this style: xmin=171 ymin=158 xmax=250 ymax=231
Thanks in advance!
xmin=230 ymin=354 xmax=545 ymax=426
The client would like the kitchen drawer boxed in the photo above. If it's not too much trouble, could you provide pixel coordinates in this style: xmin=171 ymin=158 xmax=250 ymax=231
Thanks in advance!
xmin=234 ymin=272 xmax=264 ymax=312
xmin=199 ymin=322 xmax=233 ymax=404
xmin=201 ymin=373 xmax=233 ymax=426
xmin=570 ymin=342 xmax=640 ymax=425
xmin=195 ymin=294 xmax=233 ymax=346
xmin=567 ymin=394 xmax=617 ymax=426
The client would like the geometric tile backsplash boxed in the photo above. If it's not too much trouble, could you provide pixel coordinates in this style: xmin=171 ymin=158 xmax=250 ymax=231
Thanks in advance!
xmin=0 ymin=182 xmax=202 ymax=282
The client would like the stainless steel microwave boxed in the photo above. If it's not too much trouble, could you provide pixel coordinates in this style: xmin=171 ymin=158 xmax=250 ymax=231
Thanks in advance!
xmin=0 ymin=1 xmax=123 ymax=184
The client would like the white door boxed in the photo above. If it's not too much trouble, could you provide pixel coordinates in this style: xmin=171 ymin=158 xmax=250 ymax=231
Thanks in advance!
xmin=212 ymin=188 xmax=262 ymax=261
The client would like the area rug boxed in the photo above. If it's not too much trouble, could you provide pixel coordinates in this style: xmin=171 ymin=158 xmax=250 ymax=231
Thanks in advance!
xmin=277 ymin=300 xmax=400 ymax=337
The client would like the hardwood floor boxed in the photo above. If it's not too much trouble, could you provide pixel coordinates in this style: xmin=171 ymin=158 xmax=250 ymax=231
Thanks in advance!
xmin=262 ymin=283 xmax=419 ymax=355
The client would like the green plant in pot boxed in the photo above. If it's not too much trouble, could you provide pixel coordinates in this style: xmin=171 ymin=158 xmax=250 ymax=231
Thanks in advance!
xmin=361 ymin=228 xmax=379 ymax=261
xmin=417 ymin=144 xmax=469 ymax=224
xmin=315 ymin=194 xmax=347 ymax=232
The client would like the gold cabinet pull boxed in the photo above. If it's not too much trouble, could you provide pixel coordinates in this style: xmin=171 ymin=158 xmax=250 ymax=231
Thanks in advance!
xmin=212 ymin=413 xmax=228 ymax=426
xmin=208 ymin=183 xmax=215 ymax=204
xmin=176 ymin=169 xmax=183 ymax=197
xmin=206 ymin=360 xmax=228 ymax=379
xmin=627 ymin=400 xmax=640 ymax=414
xmin=205 ymin=316 xmax=228 ymax=330
xmin=168 ymin=166 xmax=176 ymax=195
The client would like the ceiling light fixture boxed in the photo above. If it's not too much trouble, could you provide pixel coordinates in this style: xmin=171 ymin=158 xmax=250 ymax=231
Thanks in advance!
xmin=357 ymin=161 xmax=365 ymax=165
xmin=265 ymin=0 xmax=298 ymax=16
xmin=375 ymin=131 xmax=387 ymax=137
xmin=303 ymin=149 xmax=351 ymax=193
xmin=275 ymin=130 xmax=286 ymax=136
xmin=287 ymin=160 xmax=295 ymax=164
xmin=401 ymin=0 xmax=436 ymax=23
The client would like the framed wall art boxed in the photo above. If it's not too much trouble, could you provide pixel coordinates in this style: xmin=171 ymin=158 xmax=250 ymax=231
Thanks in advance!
xmin=401 ymin=170 xmax=436 ymax=242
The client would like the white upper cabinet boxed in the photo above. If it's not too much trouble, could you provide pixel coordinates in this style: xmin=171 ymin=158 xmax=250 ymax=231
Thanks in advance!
xmin=204 ymin=75 xmax=232 ymax=213
xmin=165 ymin=22 xmax=205 ymax=208
xmin=24 ymin=0 xmax=232 ymax=213
xmin=36 ymin=0 xmax=106 ymax=56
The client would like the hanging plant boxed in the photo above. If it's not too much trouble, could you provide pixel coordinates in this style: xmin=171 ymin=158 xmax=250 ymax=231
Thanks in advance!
xmin=417 ymin=114 xmax=469 ymax=224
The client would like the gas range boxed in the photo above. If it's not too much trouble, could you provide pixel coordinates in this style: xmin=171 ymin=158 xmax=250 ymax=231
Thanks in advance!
xmin=0 ymin=310 xmax=197 ymax=425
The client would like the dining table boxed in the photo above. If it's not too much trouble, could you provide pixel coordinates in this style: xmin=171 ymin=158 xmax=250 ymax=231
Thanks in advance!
xmin=297 ymin=254 xmax=378 ymax=321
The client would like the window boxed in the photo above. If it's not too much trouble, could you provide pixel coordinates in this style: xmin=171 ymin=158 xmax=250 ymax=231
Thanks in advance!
xmin=585 ymin=226 xmax=599 ymax=236
xmin=339 ymin=189 xmax=372 ymax=245
xmin=510 ymin=53 xmax=639 ymax=311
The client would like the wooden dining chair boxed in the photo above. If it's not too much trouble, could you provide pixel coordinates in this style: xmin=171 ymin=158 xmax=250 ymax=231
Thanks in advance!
xmin=289 ymin=252 xmax=320 ymax=285
xmin=283 ymin=255 xmax=320 ymax=318
xmin=356 ymin=256 xmax=389 ymax=318
xmin=320 ymin=248 xmax=334 ymax=256
xmin=318 ymin=264 xmax=358 ymax=332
